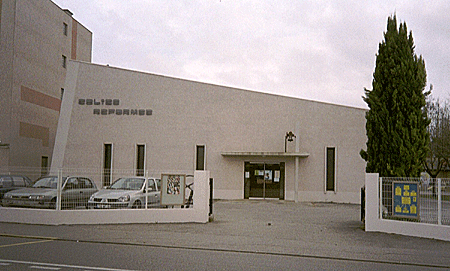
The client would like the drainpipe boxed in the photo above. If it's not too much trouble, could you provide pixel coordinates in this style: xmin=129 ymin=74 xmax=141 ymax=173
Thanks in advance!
xmin=294 ymin=122 xmax=300 ymax=203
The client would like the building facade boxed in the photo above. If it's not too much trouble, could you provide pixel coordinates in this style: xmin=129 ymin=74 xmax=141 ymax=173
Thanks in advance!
xmin=52 ymin=61 xmax=367 ymax=203
xmin=0 ymin=0 xmax=92 ymax=175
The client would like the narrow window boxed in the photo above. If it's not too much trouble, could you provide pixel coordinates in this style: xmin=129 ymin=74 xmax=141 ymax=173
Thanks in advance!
xmin=63 ymin=22 xmax=68 ymax=36
xmin=136 ymin=144 xmax=145 ymax=176
xmin=62 ymin=55 xmax=67 ymax=68
xmin=103 ymin=143 xmax=112 ymax=187
xmin=326 ymin=147 xmax=336 ymax=191
xmin=41 ymin=156 xmax=48 ymax=176
xmin=196 ymin=145 xmax=205 ymax=170
xmin=61 ymin=88 xmax=64 ymax=100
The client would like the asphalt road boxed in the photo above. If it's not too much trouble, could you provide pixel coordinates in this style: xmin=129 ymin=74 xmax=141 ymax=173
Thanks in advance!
xmin=1 ymin=236 xmax=448 ymax=271
xmin=1 ymin=200 xmax=450 ymax=270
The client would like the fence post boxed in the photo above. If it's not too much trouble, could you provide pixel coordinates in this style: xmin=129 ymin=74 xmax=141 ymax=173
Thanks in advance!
xmin=56 ymin=169 xmax=62 ymax=211
xmin=364 ymin=173 xmax=380 ymax=231
xmin=145 ymin=170 xmax=148 ymax=209
xmin=438 ymin=178 xmax=442 ymax=226
xmin=209 ymin=178 xmax=213 ymax=219
xmin=379 ymin=177 xmax=383 ymax=219
xmin=361 ymin=186 xmax=365 ymax=221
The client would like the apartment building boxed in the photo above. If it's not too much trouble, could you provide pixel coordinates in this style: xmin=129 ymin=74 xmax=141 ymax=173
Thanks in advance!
xmin=0 ymin=0 xmax=92 ymax=176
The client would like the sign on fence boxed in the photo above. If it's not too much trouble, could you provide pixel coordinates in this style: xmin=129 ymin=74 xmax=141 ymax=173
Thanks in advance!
xmin=160 ymin=174 xmax=186 ymax=206
xmin=392 ymin=182 xmax=419 ymax=219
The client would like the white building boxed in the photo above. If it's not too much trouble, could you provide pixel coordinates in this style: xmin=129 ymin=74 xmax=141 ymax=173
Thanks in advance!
xmin=52 ymin=60 xmax=367 ymax=203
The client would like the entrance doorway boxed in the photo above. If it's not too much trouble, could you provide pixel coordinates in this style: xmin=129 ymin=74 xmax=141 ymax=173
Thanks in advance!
xmin=244 ymin=162 xmax=285 ymax=199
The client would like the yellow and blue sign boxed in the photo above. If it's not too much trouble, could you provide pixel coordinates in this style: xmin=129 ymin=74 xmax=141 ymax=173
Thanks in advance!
xmin=393 ymin=182 xmax=419 ymax=219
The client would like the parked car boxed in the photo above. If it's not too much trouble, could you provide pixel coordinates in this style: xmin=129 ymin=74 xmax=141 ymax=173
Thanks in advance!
xmin=87 ymin=177 xmax=161 ymax=209
xmin=2 ymin=176 xmax=98 ymax=209
xmin=0 ymin=175 xmax=33 ymax=203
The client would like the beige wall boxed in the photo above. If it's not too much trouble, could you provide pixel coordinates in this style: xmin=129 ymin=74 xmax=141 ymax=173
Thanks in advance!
xmin=0 ymin=0 xmax=92 ymax=175
xmin=53 ymin=61 xmax=367 ymax=203
xmin=0 ymin=0 xmax=15 ymax=153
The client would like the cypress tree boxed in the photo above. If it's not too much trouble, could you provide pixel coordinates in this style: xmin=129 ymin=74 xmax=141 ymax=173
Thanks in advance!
xmin=360 ymin=15 xmax=429 ymax=177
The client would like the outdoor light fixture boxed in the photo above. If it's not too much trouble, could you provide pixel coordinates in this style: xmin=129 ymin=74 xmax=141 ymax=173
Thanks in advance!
xmin=285 ymin=131 xmax=296 ymax=152
xmin=0 ymin=139 xmax=9 ymax=148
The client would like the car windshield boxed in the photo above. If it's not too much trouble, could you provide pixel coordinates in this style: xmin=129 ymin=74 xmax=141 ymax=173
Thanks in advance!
xmin=32 ymin=176 xmax=58 ymax=189
xmin=108 ymin=178 xmax=144 ymax=190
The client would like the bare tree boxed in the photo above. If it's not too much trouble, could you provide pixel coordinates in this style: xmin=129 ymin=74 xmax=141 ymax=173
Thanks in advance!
xmin=424 ymin=91 xmax=450 ymax=195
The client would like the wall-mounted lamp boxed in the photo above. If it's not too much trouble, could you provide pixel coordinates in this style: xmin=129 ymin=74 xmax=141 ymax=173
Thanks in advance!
xmin=0 ymin=139 xmax=10 ymax=148
xmin=285 ymin=131 xmax=296 ymax=152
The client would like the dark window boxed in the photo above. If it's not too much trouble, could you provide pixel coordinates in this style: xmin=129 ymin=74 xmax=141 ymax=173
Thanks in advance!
xmin=41 ymin=156 xmax=48 ymax=176
xmin=326 ymin=147 xmax=336 ymax=191
xmin=136 ymin=144 xmax=145 ymax=176
xmin=196 ymin=145 xmax=205 ymax=170
xmin=62 ymin=55 xmax=67 ymax=68
xmin=61 ymin=88 xmax=64 ymax=100
xmin=63 ymin=22 xmax=68 ymax=36
xmin=148 ymin=179 xmax=156 ymax=191
xmin=103 ymin=144 xmax=112 ymax=187
xmin=78 ymin=178 xmax=94 ymax=189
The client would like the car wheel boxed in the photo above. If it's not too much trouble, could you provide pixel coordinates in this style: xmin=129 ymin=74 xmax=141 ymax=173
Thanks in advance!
xmin=49 ymin=198 xmax=57 ymax=209
xmin=132 ymin=201 xmax=142 ymax=209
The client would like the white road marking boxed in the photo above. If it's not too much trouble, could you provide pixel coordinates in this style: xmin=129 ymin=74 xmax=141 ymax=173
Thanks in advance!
xmin=0 ymin=239 xmax=54 ymax=248
xmin=30 ymin=265 xmax=61 ymax=270
xmin=0 ymin=259 xmax=138 ymax=271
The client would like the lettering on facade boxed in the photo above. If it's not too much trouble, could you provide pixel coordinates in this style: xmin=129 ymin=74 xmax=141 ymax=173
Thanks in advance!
xmin=78 ymin=99 xmax=120 ymax=106
xmin=78 ymin=99 xmax=152 ymax=116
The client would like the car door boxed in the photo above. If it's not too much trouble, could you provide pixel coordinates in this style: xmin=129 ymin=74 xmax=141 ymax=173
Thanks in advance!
xmin=0 ymin=176 xmax=13 ymax=199
xmin=146 ymin=178 xmax=159 ymax=207
xmin=77 ymin=177 xmax=97 ymax=205
xmin=155 ymin=179 xmax=162 ymax=206
xmin=61 ymin=177 xmax=79 ymax=208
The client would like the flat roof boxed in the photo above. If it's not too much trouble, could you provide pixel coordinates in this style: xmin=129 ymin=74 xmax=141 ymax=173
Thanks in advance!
xmin=221 ymin=152 xmax=309 ymax=158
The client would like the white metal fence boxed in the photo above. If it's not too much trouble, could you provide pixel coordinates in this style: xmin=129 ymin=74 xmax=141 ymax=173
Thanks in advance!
xmin=365 ymin=173 xmax=450 ymax=242
xmin=0 ymin=168 xmax=211 ymax=225
xmin=380 ymin=177 xmax=450 ymax=226
xmin=1 ymin=167 xmax=195 ymax=211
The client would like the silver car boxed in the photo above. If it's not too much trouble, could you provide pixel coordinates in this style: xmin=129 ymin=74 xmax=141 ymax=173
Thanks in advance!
xmin=87 ymin=177 xmax=161 ymax=209
xmin=2 ymin=176 xmax=98 ymax=209
xmin=0 ymin=175 xmax=33 ymax=202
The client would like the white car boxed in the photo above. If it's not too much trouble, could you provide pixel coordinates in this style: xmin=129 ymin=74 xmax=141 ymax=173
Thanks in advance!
xmin=87 ymin=177 xmax=161 ymax=209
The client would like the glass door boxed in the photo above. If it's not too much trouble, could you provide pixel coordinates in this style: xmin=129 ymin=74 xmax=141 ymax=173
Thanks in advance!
xmin=244 ymin=162 xmax=284 ymax=199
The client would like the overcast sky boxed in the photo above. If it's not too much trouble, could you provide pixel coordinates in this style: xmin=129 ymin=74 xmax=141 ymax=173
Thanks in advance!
xmin=52 ymin=0 xmax=449 ymax=108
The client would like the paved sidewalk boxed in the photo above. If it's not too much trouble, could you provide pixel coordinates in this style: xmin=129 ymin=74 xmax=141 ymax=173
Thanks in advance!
xmin=1 ymin=200 xmax=450 ymax=268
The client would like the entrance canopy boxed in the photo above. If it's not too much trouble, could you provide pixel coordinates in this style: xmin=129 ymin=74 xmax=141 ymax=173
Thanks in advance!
xmin=221 ymin=152 xmax=309 ymax=158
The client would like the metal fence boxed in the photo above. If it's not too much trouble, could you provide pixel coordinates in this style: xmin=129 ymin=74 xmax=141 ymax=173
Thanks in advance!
xmin=381 ymin=177 xmax=450 ymax=225
xmin=1 ymin=167 xmax=195 ymax=211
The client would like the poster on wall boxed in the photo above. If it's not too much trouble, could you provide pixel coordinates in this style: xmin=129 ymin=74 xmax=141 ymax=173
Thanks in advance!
xmin=161 ymin=174 xmax=186 ymax=206
xmin=392 ymin=182 xmax=419 ymax=219
xmin=274 ymin=170 xmax=280 ymax=183
xmin=264 ymin=170 xmax=272 ymax=183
